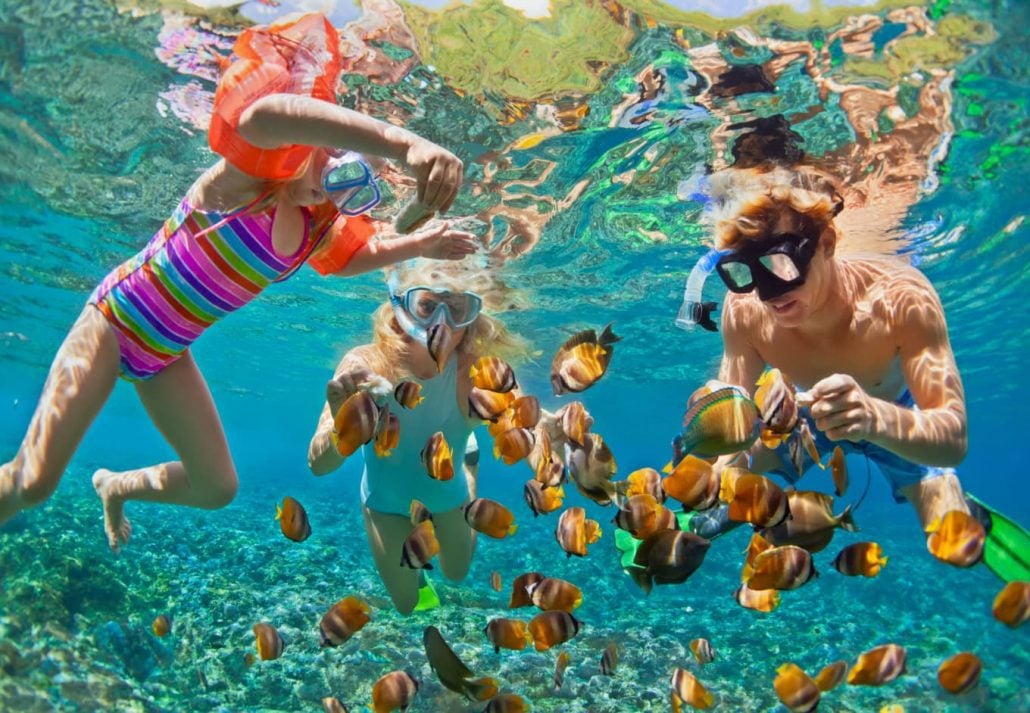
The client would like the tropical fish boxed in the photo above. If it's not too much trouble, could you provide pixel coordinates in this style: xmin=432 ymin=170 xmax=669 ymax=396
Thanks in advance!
xmin=528 ymin=610 xmax=580 ymax=651
xmin=555 ymin=506 xmax=602 ymax=558
xmin=493 ymin=427 xmax=535 ymax=465
xmin=600 ymin=642 xmax=619 ymax=676
xmin=524 ymin=480 xmax=565 ymax=516
xmin=742 ymin=532 xmax=775 ymax=581
xmin=510 ymin=395 xmax=541 ymax=429
xmin=509 ymin=572 xmax=544 ymax=609
xmin=681 ymin=386 xmax=761 ymax=458
xmin=371 ymin=670 xmax=419 ymax=713
xmin=670 ymin=667 xmax=713 ymax=711
xmin=275 ymin=496 xmax=312 ymax=543
xmin=652 ymin=503 xmax=680 ymax=532
xmin=333 ymin=391 xmax=380 ymax=457
xmin=151 ymin=615 xmax=171 ymax=637
xmin=423 ymin=626 xmax=499 ymax=701
xmin=551 ymin=324 xmax=621 ymax=395
xmin=490 ymin=571 xmax=503 ymax=592
xmin=829 ymin=446 xmax=848 ymax=496
xmin=321 ymin=697 xmax=349 ymax=713
xmin=733 ymin=583 xmax=780 ymax=613
xmin=623 ymin=467 xmax=665 ymax=503
xmin=690 ymin=638 xmax=715 ymax=664
xmin=469 ymin=386 xmax=516 ymax=421
xmin=613 ymin=493 xmax=660 ymax=539
xmin=662 ymin=455 xmax=720 ymax=511
xmin=319 ymin=596 xmax=371 ymax=647
xmin=720 ymin=471 xmax=791 ymax=529
xmin=463 ymin=498 xmax=518 ymax=539
xmin=848 ymin=644 xmax=907 ymax=686
xmin=760 ymin=490 xmax=855 ymax=553
xmin=787 ymin=417 xmax=822 ymax=476
xmin=813 ymin=660 xmax=848 ymax=692
xmin=394 ymin=380 xmax=424 ymax=409
xmin=937 ymin=652 xmax=982 ymax=695
xmin=253 ymin=622 xmax=284 ymax=661
xmin=754 ymin=368 xmax=800 ymax=446
xmin=527 ymin=577 xmax=583 ymax=613
xmin=410 ymin=499 xmax=433 ymax=525
xmin=630 ymin=529 xmax=711 ymax=595
xmin=421 ymin=431 xmax=454 ymax=481
xmin=831 ymin=542 xmax=888 ymax=577
xmin=925 ymin=510 xmax=986 ymax=567
xmin=992 ymin=581 xmax=1029 ymax=628
xmin=426 ymin=322 xmax=453 ymax=372
xmin=484 ymin=693 xmax=529 ymax=713
xmin=565 ymin=433 xmax=618 ymax=505
xmin=484 ymin=618 xmax=534 ymax=653
xmin=773 ymin=662 xmax=820 ymax=713
xmin=400 ymin=520 xmax=439 ymax=570
xmin=374 ymin=404 xmax=400 ymax=457
xmin=746 ymin=545 xmax=817 ymax=591
xmin=554 ymin=651 xmax=571 ymax=689
xmin=469 ymin=356 xmax=517 ymax=392
xmin=556 ymin=400 xmax=592 ymax=446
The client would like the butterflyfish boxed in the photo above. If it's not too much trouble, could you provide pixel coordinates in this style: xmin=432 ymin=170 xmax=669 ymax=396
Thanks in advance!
xmin=937 ymin=652 xmax=982 ymax=695
xmin=493 ymin=427 xmax=535 ymax=465
xmin=400 ymin=520 xmax=439 ymax=570
xmin=773 ymin=662 xmax=820 ymax=713
xmin=831 ymin=541 xmax=888 ymax=577
xmin=565 ymin=433 xmax=618 ymax=505
xmin=754 ymin=369 xmax=800 ymax=446
xmin=720 ymin=471 xmax=790 ymax=530
xmin=490 ymin=571 xmax=503 ymax=592
xmin=630 ymin=529 xmax=710 ymax=595
xmin=760 ymin=490 xmax=855 ymax=553
xmin=469 ymin=356 xmax=517 ymax=392
xmin=371 ymin=670 xmax=419 ymax=713
xmin=527 ymin=576 xmax=582 ymax=613
xmin=469 ymin=386 xmax=516 ymax=421
xmin=829 ymin=446 xmax=848 ymax=496
xmin=421 ymin=431 xmax=454 ymax=481
xmin=319 ymin=596 xmax=371 ymax=647
xmin=662 ymin=455 xmax=720 ymax=511
xmin=508 ymin=572 xmax=544 ymax=608
xmin=551 ymin=324 xmax=620 ymax=395
xmin=613 ymin=493 xmax=662 ymax=539
xmin=426 ymin=322 xmax=453 ymax=372
xmin=252 ymin=622 xmax=284 ymax=661
xmin=925 ymin=510 xmax=986 ymax=567
xmin=623 ymin=467 xmax=665 ymax=503
xmin=556 ymin=400 xmax=592 ymax=446
xmin=333 ymin=391 xmax=380 ymax=457
xmin=680 ymin=386 xmax=761 ymax=458
xmin=600 ymin=642 xmax=619 ymax=675
xmin=847 ymin=644 xmax=907 ymax=686
xmin=733 ymin=583 xmax=780 ymax=613
xmin=463 ymin=498 xmax=518 ymax=539
xmin=484 ymin=693 xmax=529 ymax=713
xmin=555 ymin=507 xmax=602 ymax=558
xmin=394 ymin=380 xmax=423 ymax=409
xmin=151 ymin=615 xmax=171 ymax=637
xmin=275 ymin=496 xmax=312 ymax=543
xmin=813 ymin=660 xmax=848 ymax=692
xmin=484 ymin=618 xmax=534 ymax=653
xmin=554 ymin=651 xmax=571 ymax=688
xmin=528 ymin=610 xmax=580 ymax=651
xmin=745 ymin=545 xmax=816 ymax=591
xmin=409 ymin=499 xmax=433 ymax=525
xmin=992 ymin=581 xmax=1029 ymax=628
xmin=524 ymin=480 xmax=565 ymax=516
xmin=322 ymin=697 xmax=349 ymax=713
xmin=423 ymin=625 xmax=498 ymax=701
xmin=670 ymin=667 xmax=713 ymax=710
xmin=690 ymin=638 xmax=715 ymax=664
xmin=373 ymin=404 xmax=400 ymax=457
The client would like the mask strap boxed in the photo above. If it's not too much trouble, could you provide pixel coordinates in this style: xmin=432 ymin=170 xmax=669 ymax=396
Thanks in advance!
xmin=676 ymin=248 xmax=731 ymax=333
xmin=386 ymin=268 xmax=429 ymax=343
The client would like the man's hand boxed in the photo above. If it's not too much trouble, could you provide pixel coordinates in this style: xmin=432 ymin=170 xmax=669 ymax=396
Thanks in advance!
xmin=403 ymin=138 xmax=464 ymax=213
xmin=414 ymin=222 xmax=480 ymax=260
xmin=807 ymin=373 xmax=879 ymax=442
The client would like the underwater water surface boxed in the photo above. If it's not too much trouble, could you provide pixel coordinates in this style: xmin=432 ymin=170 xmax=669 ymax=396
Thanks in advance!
xmin=0 ymin=0 xmax=1027 ymax=711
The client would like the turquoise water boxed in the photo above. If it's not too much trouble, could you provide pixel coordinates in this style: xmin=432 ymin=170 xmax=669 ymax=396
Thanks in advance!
xmin=0 ymin=0 xmax=1027 ymax=711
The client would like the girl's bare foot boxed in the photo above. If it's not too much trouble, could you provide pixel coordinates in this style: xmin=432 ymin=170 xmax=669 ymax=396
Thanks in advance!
xmin=92 ymin=469 xmax=131 ymax=551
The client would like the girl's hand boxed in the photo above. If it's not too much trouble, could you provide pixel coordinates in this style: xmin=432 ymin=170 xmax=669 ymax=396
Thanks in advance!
xmin=326 ymin=368 xmax=393 ymax=415
xmin=414 ymin=222 xmax=480 ymax=260
xmin=403 ymin=138 xmax=464 ymax=213
xmin=807 ymin=373 xmax=879 ymax=442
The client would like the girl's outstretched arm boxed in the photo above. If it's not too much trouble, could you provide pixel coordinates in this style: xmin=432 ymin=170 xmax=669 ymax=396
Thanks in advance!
xmin=308 ymin=347 xmax=380 ymax=476
xmin=334 ymin=222 xmax=480 ymax=276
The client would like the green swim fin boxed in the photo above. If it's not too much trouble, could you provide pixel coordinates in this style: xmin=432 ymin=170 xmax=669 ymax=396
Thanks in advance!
xmin=966 ymin=492 xmax=1030 ymax=583
xmin=414 ymin=571 xmax=440 ymax=611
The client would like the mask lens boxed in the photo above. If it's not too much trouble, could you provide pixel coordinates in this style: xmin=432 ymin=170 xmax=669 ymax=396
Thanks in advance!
xmin=721 ymin=261 xmax=753 ymax=290
xmin=323 ymin=154 xmax=382 ymax=216
xmin=404 ymin=288 xmax=481 ymax=327
xmin=760 ymin=252 xmax=801 ymax=282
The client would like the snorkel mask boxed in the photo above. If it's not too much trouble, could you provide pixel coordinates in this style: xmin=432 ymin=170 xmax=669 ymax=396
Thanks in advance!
xmin=322 ymin=150 xmax=381 ymax=216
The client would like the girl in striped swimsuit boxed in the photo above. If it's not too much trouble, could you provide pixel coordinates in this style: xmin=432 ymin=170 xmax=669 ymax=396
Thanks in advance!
xmin=0 ymin=92 xmax=478 ymax=550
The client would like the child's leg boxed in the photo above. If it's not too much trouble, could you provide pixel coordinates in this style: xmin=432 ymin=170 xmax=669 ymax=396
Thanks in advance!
xmin=0 ymin=307 xmax=120 ymax=523
xmin=91 ymin=350 xmax=238 ymax=550
xmin=361 ymin=505 xmax=420 ymax=614
xmin=900 ymin=470 xmax=969 ymax=530
xmin=434 ymin=503 xmax=475 ymax=582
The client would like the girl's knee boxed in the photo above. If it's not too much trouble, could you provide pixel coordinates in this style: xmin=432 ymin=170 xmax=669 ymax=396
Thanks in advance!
xmin=201 ymin=470 xmax=238 ymax=509
xmin=17 ymin=463 xmax=60 ymax=507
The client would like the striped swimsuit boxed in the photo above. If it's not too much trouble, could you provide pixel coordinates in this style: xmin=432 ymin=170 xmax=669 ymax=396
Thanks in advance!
xmin=89 ymin=197 xmax=312 ymax=381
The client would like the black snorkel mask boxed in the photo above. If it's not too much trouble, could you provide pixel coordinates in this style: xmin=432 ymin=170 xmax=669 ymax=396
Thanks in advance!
xmin=715 ymin=229 xmax=819 ymax=301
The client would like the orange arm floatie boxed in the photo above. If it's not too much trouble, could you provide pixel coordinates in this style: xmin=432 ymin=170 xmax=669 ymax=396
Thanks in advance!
xmin=307 ymin=213 xmax=376 ymax=276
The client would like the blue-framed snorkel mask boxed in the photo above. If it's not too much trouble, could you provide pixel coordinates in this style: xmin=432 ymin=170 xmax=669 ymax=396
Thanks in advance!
xmin=386 ymin=270 xmax=484 ymax=343
xmin=322 ymin=150 xmax=382 ymax=216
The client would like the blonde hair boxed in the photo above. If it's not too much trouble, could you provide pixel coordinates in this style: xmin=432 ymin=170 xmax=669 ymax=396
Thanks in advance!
xmin=358 ymin=259 xmax=529 ymax=380
xmin=708 ymin=167 xmax=844 ymax=250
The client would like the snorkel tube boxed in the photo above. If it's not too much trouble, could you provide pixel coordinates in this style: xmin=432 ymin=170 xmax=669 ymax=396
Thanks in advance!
xmin=675 ymin=248 xmax=729 ymax=332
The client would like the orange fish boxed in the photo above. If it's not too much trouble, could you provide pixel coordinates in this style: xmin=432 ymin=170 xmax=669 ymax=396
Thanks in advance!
xmin=528 ymin=610 xmax=580 ymax=651
xmin=333 ymin=391 xmax=380 ymax=457
xmin=421 ymin=432 xmax=454 ymax=481
xmin=468 ymin=386 xmax=516 ymax=421
xmin=275 ymin=496 xmax=312 ymax=543
xmin=422 ymin=625 xmax=499 ymax=701
xmin=319 ymin=596 xmax=371 ymax=647
xmin=490 ymin=571 xmax=503 ymax=592
xmin=754 ymin=368 xmax=800 ymax=446
xmin=524 ymin=480 xmax=565 ymax=516
xmin=848 ymin=644 xmax=907 ymax=686
xmin=374 ymin=405 xmax=400 ymax=457
xmin=426 ymin=321 xmax=453 ymax=373
xmin=151 ymin=615 xmax=171 ymax=637
xmin=746 ymin=545 xmax=817 ymax=591
xmin=937 ymin=651 xmax=981 ymax=695
xmin=670 ymin=667 xmax=713 ymax=711
xmin=253 ymin=622 xmax=284 ymax=661
xmin=690 ymin=638 xmax=715 ymax=664
xmin=662 ymin=455 xmax=720 ymax=511
xmin=787 ymin=417 xmax=821 ymax=476
xmin=925 ymin=510 xmax=986 ymax=567
xmin=565 ymin=432 xmax=618 ymax=505
xmin=652 ymin=503 xmax=680 ymax=532
xmin=509 ymin=572 xmax=544 ymax=608
xmin=484 ymin=618 xmax=534 ymax=652
xmin=630 ymin=530 xmax=711 ymax=595
xmin=556 ymin=400 xmax=592 ymax=446
xmin=555 ymin=507 xmax=602 ymax=558
xmin=409 ymin=499 xmax=433 ymax=525
xmin=760 ymin=490 xmax=855 ymax=553
xmin=733 ymin=583 xmax=780 ymax=613
xmin=493 ymin=427 xmax=535 ymax=465
xmin=623 ymin=467 xmax=665 ymax=503
xmin=829 ymin=446 xmax=848 ymax=496
xmin=469 ymin=356 xmax=517 ymax=392
xmin=613 ymin=493 xmax=661 ymax=539
xmin=400 ymin=520 xmax=439 ymax=569
xmin=483 ymin=693 xmax=528 ymax=713
xmin=774 ymin=662 xmax=820 ymax=713
xmin=992 ymin=581 xmax=1030 ymax=628
xmin=371 ymin=670 xmax=419 ymax=713
xmin=322 ymin=697 xmax=349 ymax=713
xmin=742 ymin=532 xmax=775 ymax=580
xmin=463 ymin=498 xmax=518 ymax=539
xmin=831 ymin=542 xmax=888 ymax=577
xmin=813 ymin=660 xmax=848 ymax=692
xmin=394 ymin=380 xmax=424 ymax=409
xmin=554 ymin=651 xmax=571 ymax=689
xmin=509 ymin=395 xmax=540 ymax=428
xmin=551 ymin=324 xmax=620 ymax=395
xmin=720 ymin=471 xmax=790 ymax=529
xmin=600 ymin=642 xmax=619 ymax=675
xmin=527 ymin=577 xmax=583 ymax=612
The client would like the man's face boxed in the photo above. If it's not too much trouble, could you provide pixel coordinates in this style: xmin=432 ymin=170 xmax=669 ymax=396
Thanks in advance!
xmin=757 ymin=210 xmax=830 ymax=327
